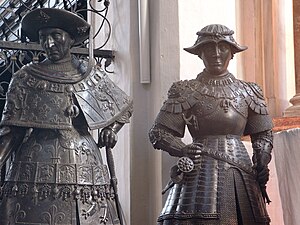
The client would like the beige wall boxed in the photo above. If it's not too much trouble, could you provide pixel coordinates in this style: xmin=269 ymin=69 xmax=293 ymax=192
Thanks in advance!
xmin=178 ymin=0 xmax=238 ymax=81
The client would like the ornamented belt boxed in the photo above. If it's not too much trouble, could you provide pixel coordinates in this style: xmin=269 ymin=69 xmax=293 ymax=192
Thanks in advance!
xmin=191 ymin=134 xmax=254 ymax=175
xmin=4 ymin=161 xmax=110 ymax=186
xmin=197 ymin=147 xmax=255 ymax=175
xmin=163 ymin=141 xmax=255 ymax=194
xmin=175 ymin=146 xmax=255 ymax=184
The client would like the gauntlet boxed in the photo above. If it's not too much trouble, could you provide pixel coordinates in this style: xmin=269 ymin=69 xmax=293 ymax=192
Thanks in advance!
xmin=251 ymin=129 xmax=273 ymax=203
xmin=149 ymin=125 xmax=186 ymax=157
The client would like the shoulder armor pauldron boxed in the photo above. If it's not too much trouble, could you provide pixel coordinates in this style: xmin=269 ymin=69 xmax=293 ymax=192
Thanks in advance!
xmin=74 ymin=67 xmax=133 ymax=129
xmin=242 ymin=81 xmax=268 ymax=115
xmin=161 ymin=80 xmax=198 ymax=114
xmin=1 ymin=65 xmax=132 ymax=129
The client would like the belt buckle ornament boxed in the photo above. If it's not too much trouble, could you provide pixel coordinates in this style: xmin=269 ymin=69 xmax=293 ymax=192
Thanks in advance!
xmin=177 ymin=156 xmax=194 ymax=173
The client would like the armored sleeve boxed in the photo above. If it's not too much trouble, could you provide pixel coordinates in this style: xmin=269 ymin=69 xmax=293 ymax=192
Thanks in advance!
xmin=153 ymin=80 xmax=194 ymax=137
xmin=243 ymin=82 xmax=273 ymax=135
xmin=149 ymin=81 xmax=195 ymax=156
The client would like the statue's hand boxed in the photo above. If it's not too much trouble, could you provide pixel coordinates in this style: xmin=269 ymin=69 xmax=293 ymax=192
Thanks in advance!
xmin=256 ymin=165 xmax=270 ymax=185
xmin=254 ymin=152 xmax=271 ymax=186
xmin=98 ymin=128 xmax=118 ymax=149
xmin=258 ymin=152 xmax=272 ymax=167
xmin=181 ymin=143 xmax=203 ymax=164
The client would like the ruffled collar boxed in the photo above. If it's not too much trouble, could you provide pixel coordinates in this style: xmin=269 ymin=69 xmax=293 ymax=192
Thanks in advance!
xmin=196 ymin=70 xmax=236 ymax=86
xmin=25 ymin=57 xmax=90 ymax=84
xmin=192 ymin=70 xmax=244 ymax=99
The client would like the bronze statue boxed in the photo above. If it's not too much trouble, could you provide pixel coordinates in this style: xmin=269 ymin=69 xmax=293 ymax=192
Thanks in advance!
xmin=0 ymin=8 xmax=132 ymax=225
xmin=149 ymin=24 xmax=273 ymax=225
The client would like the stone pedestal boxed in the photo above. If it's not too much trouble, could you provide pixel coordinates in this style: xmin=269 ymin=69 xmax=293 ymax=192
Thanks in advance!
xmin=283 ymin=94 xmax=300 ymax=117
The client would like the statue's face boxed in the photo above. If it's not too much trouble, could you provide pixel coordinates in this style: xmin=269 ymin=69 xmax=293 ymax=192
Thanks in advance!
xmin=39 ymin=28 xmax=74 ymax=62
xmin=199 ymin=41 xmax=232 ymax=76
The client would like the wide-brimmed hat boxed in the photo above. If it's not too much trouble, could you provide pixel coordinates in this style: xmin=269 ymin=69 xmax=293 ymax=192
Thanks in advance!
xmin=184 ymin=24 xmax=247 ymax=55
xmin=21 ymin=8 xmax=90 ymax=45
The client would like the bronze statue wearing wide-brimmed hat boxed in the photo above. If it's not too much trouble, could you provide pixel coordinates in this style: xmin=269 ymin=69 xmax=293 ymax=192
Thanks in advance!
xmin=0 ymin=8 xmax=132 ymax=225
xmin=149 ymin=24 xmax=273 ymax=225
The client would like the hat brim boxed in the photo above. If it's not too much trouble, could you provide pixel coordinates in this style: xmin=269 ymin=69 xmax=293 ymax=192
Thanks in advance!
xmin=21 ymin=8 xmax=90 ymax=45
xmin=184 ymin=40 xmax=248 ymax=55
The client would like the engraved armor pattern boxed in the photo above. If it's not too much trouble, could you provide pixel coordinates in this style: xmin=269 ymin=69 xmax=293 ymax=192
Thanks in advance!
xmin=1 ymin=63 xmax=133 ymax=130
xmin=151 ymin=71 xmax=273 ymax=225
xmin=0 ymin=61 xmax=131 ymax=225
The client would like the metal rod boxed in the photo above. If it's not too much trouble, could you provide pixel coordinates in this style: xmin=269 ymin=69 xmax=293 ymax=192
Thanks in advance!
xmin=105 ymin=146 xmax=124 ymax=225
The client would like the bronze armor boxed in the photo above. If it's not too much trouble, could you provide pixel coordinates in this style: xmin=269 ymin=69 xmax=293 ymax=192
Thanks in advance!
xmin=1 ymin=61 xmax=132 ymax=130
xmin=0 ymin=59 xmax=132 ymax=225
xmin=149 ymin=71 xmax=273 ymax=225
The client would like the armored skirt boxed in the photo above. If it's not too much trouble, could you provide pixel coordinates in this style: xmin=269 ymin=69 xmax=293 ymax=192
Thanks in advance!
xmin=158 ymin=136 xmax=269 ymax=225
xmin=0 ymin=60 xmax=132 ymax=225
xmin=151 ymin=72 xmax=273 ymax=225
xmin=0 ymin=127 xmax=120 ymax=225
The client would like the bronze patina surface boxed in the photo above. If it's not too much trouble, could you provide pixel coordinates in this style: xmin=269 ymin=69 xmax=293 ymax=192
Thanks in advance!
xmin=0 ymin=8 xmax=132 ymax=225
xmin=149 ymin=24 xmax=273 ymax=225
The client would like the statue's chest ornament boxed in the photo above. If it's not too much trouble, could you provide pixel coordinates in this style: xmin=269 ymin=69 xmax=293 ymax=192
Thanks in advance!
xmin=220 ymin=99 xmax=232 ymax=113
xmin=182 ymin=98 xmax=234 ymax=131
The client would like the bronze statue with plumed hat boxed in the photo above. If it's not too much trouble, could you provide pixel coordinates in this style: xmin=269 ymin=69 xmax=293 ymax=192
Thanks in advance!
xmin=149 ymin=24 xmax=273 ymax=225
xmin=0 ymin=8 xmax=132 ymax=225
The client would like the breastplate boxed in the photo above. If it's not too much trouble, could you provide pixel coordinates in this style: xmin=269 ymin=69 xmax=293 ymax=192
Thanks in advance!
xmin=184 ymin=94 xmax=248 ymax=138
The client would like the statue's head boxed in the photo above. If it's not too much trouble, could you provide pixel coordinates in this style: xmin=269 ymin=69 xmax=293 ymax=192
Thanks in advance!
xmin=21 ymin=8 xmax=90 ymax=62
xmin=184 ymin=24 xmax=247 ymax=75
